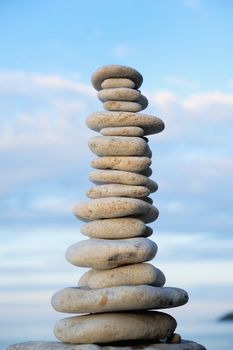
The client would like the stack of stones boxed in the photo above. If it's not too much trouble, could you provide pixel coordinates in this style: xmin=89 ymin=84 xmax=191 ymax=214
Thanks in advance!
xmin=7 ymin=65 xmax=206 ymax=350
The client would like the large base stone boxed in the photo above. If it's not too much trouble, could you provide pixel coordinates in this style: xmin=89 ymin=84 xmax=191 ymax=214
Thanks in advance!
xmin=6 ymin=340 xmax=206 ymax=350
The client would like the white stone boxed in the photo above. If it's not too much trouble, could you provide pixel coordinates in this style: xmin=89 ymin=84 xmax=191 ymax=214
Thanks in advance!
xmin=73 ymin=197 xmax=159 ymax=223
xmin=103 ymin=101 xmax=143 ymax=112
xmin=101 ymin=78 xmax=136 ymax=89
xmin=66 ymin=237 xmax=157 ymax=269
xmin=98 ymin=88 xmax=141 ymax=102
xmin=80 ymin=218 xmax=153 ymax=239
xmin=51 ymin=285 xmax=189 ymax=314
xmin=87 ymin=184 xmax=150 ymax=199
xmin=91 ymin=156 xmax=151 ymax=172
xmin=100 ymin=126 xmax=144 ymax=137
xmin=78 ymin=263 xmax=165 ymax=288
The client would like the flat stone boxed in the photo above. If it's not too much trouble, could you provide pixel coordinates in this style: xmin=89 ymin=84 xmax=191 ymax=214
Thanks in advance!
xmin=91 ymin=156 xmax=151 ymax=172
xmin=89 ymin=170 xmax=158 ymax=193
xmin=86 ymin=111 xmax=164 ymax=135
xmin=73 ymin=197 xmax=159 ymax=223
xmin=103 ymin=101 xmax=143 ymax=112
xmin=98 ymin=88 xmax=141 ymax=102
xmin=91 ymin=65 xmax=143 ymax=91
xmin=78 ymin=263 xmax=165 ymax=288
xmin=88 ymin=136 xmax=149 ymax=157
xmin=51 ymin=285 xmax=188 ymax=314
xmin=141 ymin=197 xmax=153 ymax=204
xmin=87 ymin=184 xmax=150 ymax=199
xmin=140 ymin=167 xmax=152 ymax=177
xmin=101 ymin=78 xmax=136 ymax=89
xmin=65 ymin=237 xmax=157 ymax=269
xmin=80 ymin=218 xmax=153 ymax=239
xmin=100 ymin=126 xmax=144 ymax=137
xmin=6 ymin=340 xmax=207 ymax=350
xmin=137 ymin=94 xmax=148 ymax=109
xmin=54 ymin=312 xmax=176 ymax=344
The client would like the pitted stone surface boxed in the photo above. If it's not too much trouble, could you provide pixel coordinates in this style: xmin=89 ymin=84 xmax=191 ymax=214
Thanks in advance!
xmin=88 ymin=136 xmax=149 ymax=157
xmin=87 ymin=184 xmax=150 ymax=199
xmin=103 ymin=101 xmax=143 ymax=112
xmin=91 ymin=156 xmax=151 ymax=172
xmin=80 ymin=218 xmax=153 ymax=239
xmin=98 ymin=88 xmax=141 ymax=102
xmin=100 ymin=126 xmax=144 ymax=137
xmin=54 ymin=312 xmax=176 ymax=344
xmin=51 ymin=285 xmax=188 ymax=314
xmin=78 ymin=263 xmax=165 ymax=288
xmin=6 ymin=341 xmax=207 ymax=350
xmin=101 ymin=78 xmax=136 ymax=89
xmin=66 ymin=237 xmax=157 ymax=269
xmin=73 ymin=197 xmax=159 ymax=223
xmin=86 ymin=111 xmax=165 ymax=135
xmin=89 ymin=170 xmax=158 ymax=192
xmin=91 ymin=65 xmax=143 ymax=91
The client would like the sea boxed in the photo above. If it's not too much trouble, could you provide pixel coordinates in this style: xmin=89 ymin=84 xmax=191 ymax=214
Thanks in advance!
xmin=1 ymin=320 xmax=232 ymax=350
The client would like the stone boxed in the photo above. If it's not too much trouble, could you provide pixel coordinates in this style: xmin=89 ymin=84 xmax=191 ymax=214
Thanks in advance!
xmin=103 ymin=101 xmax=143 ymax=112
xmin=91 ymin=65 xmax=143 ymax=91
xmin=73 ymin=197 xmax=159 ymax=223
xmin=87 ymin=184 xmax=150 ymax=199
xmin=78 ymin=263 xmax=165 ymax=288
xmin=100 ymin=126 xmax=144 ymax=137
xmin=66 ymin=237 xmax=157 ymax=269
xmin=80 ymin=218 xmax=153 ymax=239
xmin=6 ymin=341 xmax=207 ymax=350
xmin=51 ymin=285 xmax=188 ymax=314
xmin=141 ymin=197 xmax=153 ymax=204
xmin=101 ymin=77 xmax=136 ymax=89
xmin=140 ymin=167 xmax=153 ymax=177
xmin=91 ymin=156 xmax=151 ymax=172
xmin=86 ymin=111 xmax=165 ymax=135
xmin=98 ymin=87 xmax=141 ymax=102
xmin=167 ymin=333 xmax=182 ymax=344
xmin=89 ymin=170 xmax=158 ymax=192
xmin=54 ymin=312 xmax=176 ymax=344
xmin=88 ymin=136 xmax=149 ymax=157
xmin=137 ymin=94 xmax=148 ymax=109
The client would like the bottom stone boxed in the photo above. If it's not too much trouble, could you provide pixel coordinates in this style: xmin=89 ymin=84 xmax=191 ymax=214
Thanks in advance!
xmin=6 ymin=341 xmax=206 ymax=350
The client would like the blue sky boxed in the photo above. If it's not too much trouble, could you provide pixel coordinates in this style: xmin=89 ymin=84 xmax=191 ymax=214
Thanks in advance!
xmin=0 ymin=0 xmax=233 ymax=348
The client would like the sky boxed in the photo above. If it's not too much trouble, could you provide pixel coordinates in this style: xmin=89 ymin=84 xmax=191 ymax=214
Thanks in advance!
xmin=0 ymin=0 xmax=233 ymax=348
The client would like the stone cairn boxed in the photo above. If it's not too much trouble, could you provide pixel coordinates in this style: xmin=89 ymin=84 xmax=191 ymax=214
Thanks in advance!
xmin=7 ymin=65 xmax=206 ymax=350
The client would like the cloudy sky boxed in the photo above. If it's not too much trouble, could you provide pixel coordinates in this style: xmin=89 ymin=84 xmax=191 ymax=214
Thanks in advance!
xmin=0 ymin=0 xmax=233 ymax=347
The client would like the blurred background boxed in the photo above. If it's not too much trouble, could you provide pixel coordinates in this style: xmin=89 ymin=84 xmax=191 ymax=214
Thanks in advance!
xmin=0 ymin=1 xmax=233 ymax=349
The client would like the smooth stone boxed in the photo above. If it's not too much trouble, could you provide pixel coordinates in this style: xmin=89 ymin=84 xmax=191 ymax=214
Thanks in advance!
xmin=103 ymin=101 xmax=143 ymax=112
xmin=6 ymin=340 xmax=207 ymax=350
xmin=100 ymin=126 xmax=144 ymax=137
xmin=91 ymin=65 xmax=143 ymax=91
xmin=51 ymin=285 xmax=189 ymax=314
xmin=98 ymin=88 xmax=141 ymax=102
xmin=138 ymin=94 xmax=148 ymax=109
xmin=78 ymin=263 xmax=165 ymax=288
xmin=141 ymin=197 xmax=153 ymax=204
xmin=80 ymin=218 xmax=153 ymax=239
xmin=66 ymin=237 xmax=157 ymax=269
xmin=101 ymin=78 xmax=136 ymax=89
xmin=89 ymin=170 xmax=158 ymax=192
xmin=73 ymin=197 xmax=159 ymax=223
xmin=167 ymin=334 xmax=182 ymax=344
xmin=87 ymin=184 xmax=150 ymax=199
xmin=140 ymin=167 xmax=153 ymax=177
xmin=88 ymin=136 xmax=149 ymax=157
xmin=54 ymin=312 xmax=176 ymax=344
xmin=86 ymin=111 xmax=165 ymax=135
xmin=91 ymin=156 xmax=151 ymax=172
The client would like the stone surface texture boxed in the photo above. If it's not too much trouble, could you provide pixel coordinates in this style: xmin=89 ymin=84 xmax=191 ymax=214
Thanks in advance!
xmin=7 ymin=65 xmax=205 ymax=350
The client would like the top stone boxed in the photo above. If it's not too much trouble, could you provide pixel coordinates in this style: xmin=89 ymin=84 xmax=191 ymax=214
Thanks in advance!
xmin=91 ymin=65 xmax=143 ymax=91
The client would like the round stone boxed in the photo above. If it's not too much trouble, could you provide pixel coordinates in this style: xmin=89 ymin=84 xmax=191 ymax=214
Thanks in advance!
xmin=73 ymin=197 xmax=159 ymax=223
xmin=66 ymin=237 xmax=157 ymax=269
xmin=89 ymin=170 xmax=158 ymax=192
xmin=98 ymin=87 xmax=141 ymax=102
xmin=88 ymin=136 xmax=149 ymax=157
xmin=54 ymin=311 xmax=176 ymax=344
xmin=78 ymin=263 xmax=166 ymax=288
xmin=91 ymin=65 xmax=143 ymax=91
xmin=87 ymin=184 xmax=150 ymax=199
xmin=167 ymin=333 xmax=182 ymax=344
xmin=141 ymin=197 xmax=153 ymax=204
xmin=80 ymin=218 xmax=153 ymax=239
xmin=86 ymin=111 xmax=165 ymax=135
xmin=51 ymin=285 xmax=189 ymax=314
xmin=91 ymin=156 xmax=151 ymax=172
xmin=101 ymin=78 xmax=136 ymax=89
xmin=100 ymin=126 xmax=144 ymax=137
xmin=103 ymin=101 xmax=143 ymax=112
xmin=138 ymin=94 xmax=148 ymax=109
